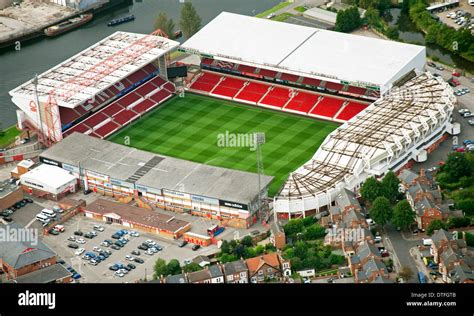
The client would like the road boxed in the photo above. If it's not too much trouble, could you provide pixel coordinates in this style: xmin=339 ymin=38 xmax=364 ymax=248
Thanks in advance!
xmin=383 ymin=224 xmax=420 ymax=283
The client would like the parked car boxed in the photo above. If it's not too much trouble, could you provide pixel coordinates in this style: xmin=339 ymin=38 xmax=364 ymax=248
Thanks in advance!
xmin=48 ymin=229 xmax=59 ymax=236
xmin=468 ymin=119 xmax=474 ymax=126
xmin=427 ymin=61 xmax=436 ymax=67
xmin=178 ymin=240 xmax=188 ymax=248
xmin=131 ymin=250 xmax=141 ymax=256
xmin=93 ymin=225 xmax=105 ymax=232
xmin=138 ymin=244 xmax=148 ymax=251
xmin=452 ymin=71 xmax=461 ymax=77
xmin=67 ymin=236 xmax=77 ymax=242
xmin=75 ymin=248 xmax=85 ymax=256
xmin=68 ymin=243 xmax=79 ymax=249
xmin=192 ymin=244 xmax=201 ymax=251
xmin=127 ymin=263 xmax=136 ymax=270
xmin=111 ymin=245 xmax=121 ymax=250
xmin=76 ymin=238 xmax=86 ymax=244
xmin=134 ymin=258 xmax=144 ymax=264
xmin=109 ymin=265 xmax=119 ymax=271
xmin=74 ymin=231 xmax=84 ymax=236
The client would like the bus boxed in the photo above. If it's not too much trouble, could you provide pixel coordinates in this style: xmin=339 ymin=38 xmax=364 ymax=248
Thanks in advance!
xmin=41 ymin=209 xmax=56 ymax=218
xmin=418 ymin=272 xmax=427 ymax=284
xmin=36 ymin=213 xmax=50 ymax=223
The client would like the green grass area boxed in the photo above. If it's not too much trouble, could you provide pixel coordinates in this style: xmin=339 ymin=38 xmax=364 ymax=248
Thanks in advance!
xmin=109 ymin=94 xmax=338 ymax=196
xmin=255 ymin=1 xmax=291 ymax=18
xmin=294 ymin=6 xmax=308 ymax=13
xmin=0 ymin=125 xmax=20 ymax=148
xmin=274 ymin=13 xmax=294 ymax=22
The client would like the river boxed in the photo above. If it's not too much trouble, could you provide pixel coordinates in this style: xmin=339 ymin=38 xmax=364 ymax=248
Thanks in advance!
xmin=389 ymin=8 xmax=474 ymax=73
xmin=0 ymin=0 xmax=281 ymax=128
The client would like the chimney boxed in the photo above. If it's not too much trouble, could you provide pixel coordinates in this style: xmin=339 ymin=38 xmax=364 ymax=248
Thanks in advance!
xmin=419 ymin=168 xmax=425 ymax=177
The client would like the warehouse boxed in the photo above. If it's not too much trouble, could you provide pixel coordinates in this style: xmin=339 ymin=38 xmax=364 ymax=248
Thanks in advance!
xmin=19 ymin=164 xmax=77 ymax=200
xmin=82 ymin=199 xmax=191 ymax=239
xmin=39 ymin=133 xmax=273 ymax=228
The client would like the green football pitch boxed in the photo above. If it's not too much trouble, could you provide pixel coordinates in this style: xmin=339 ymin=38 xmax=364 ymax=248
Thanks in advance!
xmin=109 ymin=94 xmax=339 ymax=196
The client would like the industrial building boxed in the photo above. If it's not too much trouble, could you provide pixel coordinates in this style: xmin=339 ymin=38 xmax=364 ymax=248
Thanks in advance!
xmin=39 ymin=133 xmax=273 ymax=228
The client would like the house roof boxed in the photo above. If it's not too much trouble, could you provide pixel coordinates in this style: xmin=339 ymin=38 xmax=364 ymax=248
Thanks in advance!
xmin=372 ymin=275 xmax=395 ymax=283
xmin=414 ymin=197 xmax=437 ymax=216
xmin=336 ymin=188 xmax=361 ymax=210
xmin=398 ymin=169 xmax=418 ymax=185
xmin=192 ymin=255 xmax=211 ymax=267
xmin=187 ymin=269 xmax=211 ymax=283
xmin=165 ymin=273 xmax=188 ymax=284
xmin=224 ymin=260 xmax=248 ymax=275
xmin=245 ymin=253 xmax=281 ymax=274
xmin=0 ymin=223 xmax=56 ymax=269
xmin=362 ymin=258 xmax=388 ymax=276
xmin=431 ymin=229 xmax=452 ymax=248
xmin=449 ymin=263 xmax=474 ymax=283
xmin=208 ymin=265 xmax=224 ymax=278
xmin=341 ymin=209 xmax=365 ymax=227
xmin=12 ymin=264 xmax=71 ymax=283
xmin=356 ymin=241 xmax=381 ymax=260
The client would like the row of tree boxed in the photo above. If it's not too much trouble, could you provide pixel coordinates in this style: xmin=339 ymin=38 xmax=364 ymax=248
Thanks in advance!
xmin=218 ymin=236 xmax=277 ymax=263
xmin=154 ymin=2 xmax=202 ymax=39
xmin=153 ymin=258 xmax=202 ymax=279
xmin=283 ymin=217 xmax=326 ymax=241
xmin=408 ymin=0 xmax=474 ymax=62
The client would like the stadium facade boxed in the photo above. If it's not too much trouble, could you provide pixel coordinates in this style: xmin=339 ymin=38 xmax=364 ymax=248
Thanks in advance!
xmin=273 ymin=73 xmax=459 ymax=218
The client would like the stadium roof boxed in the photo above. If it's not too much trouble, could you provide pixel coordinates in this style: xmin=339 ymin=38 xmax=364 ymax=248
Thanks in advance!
xmin=277 ymin=72 xmax=455 ymax=200
xmin=181 ymin=12 xmax=425 ymax=88
xmin=40 ymin=133 xmax=273 ymax=205
xmin=9 ymin=31 xmax=179 ymax=109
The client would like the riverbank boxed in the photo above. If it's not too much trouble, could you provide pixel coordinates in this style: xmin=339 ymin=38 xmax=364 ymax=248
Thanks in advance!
xmin=0 ymin=125 xmax=20 ymax=148
xmin=0 ymin=0 xmax=79 ymax=48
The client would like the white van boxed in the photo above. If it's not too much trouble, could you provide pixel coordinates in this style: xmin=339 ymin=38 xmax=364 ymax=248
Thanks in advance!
xmin=422 ymin=238 xmax=433 ymax=246
xmin=41 ymin=209 xmax=56 ymax=218
xmin=36 ymin=213 xmax=50 ymax=223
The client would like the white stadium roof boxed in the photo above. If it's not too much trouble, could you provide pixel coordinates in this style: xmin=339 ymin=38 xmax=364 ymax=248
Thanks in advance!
xmin=181 ymin=12 xmax=425 ymax=88
xmin=275 ymin=72 xmax=455 ymax=203
xmin=9 ymin=31 xmax=179 ymax=108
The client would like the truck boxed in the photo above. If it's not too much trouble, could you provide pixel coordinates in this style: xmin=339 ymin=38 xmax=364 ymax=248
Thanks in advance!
xmin=418 ymin=272 xmax=427 ymax=284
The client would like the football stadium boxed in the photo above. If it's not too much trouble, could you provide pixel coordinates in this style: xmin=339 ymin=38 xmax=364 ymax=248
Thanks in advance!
xmin=9 ymin=12 xmax=459 ymax=226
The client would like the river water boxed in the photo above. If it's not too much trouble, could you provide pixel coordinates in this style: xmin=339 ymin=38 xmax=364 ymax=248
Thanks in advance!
xmin=0 ymin=0 xmax=281 ymax=128
xmin=389 ymin=8 xmax=474 ymax=73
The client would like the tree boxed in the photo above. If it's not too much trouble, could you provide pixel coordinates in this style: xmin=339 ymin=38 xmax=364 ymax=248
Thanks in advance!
xmin=447 ymin=217 xmax=471 ymax=229
xmin=243 ymin=247 xmax=256 ymax=259
xmin=391 ymin=200 xmax=415 ymax=229
xmin=361 ymin=177 xmax=384 ymax=204
xmin=381 ymin=171 xmax=401 ymax=202
xmin=283 ymin=219 xmax=305 ymax=237
xmin=153 ymin=258 xmax=168 ymax=279
xmin=303 ymin=224 xmax=327 ymax=240
xmin=241 ymin=235 xmax=254 ymax=248
xmin=385 ymin=26 xmax=399 ymax=40
xmin=398 ymin=266 xmax=414 ymax=281
xmin=182 ymin=262 xmax=202 ymax=273
xmin=464 ymin=232 xmax=474 ymax=247
xmin=179 ymin=2 xmax=202 ymax=39
xmin=302 ymin=216 xmax=315 ymax=227
xmin=426 ymin=219 xmax=448 ymax=236
xmin=220 ymin=240 xmax=231 ymax=254
xmin=335 ymin=6 xmax=362 ymax=33
xmin=167 ymin=259 xmax=182 ymax=275
xmin=369 ymin=196 xmax=392 ymax=226
xmin=154 ymin=12 xmax=176 ymax=39
xmin=219 ymin=253 xmax=238 ymax=263
xmin=443 ymin=153 xmax=472 ymax=183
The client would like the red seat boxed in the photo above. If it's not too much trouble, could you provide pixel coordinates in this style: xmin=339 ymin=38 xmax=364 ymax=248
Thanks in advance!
xmin=162 ymin=82 xmax=175 ymax=93
xmin=258 ymin=69 xmax=277 ymax=78
xmin=133 ymin=99 xmax=157 ymax=114
xmin=310 ymin=97 xmax=345 ymax=118
xmin=302 ymin=77 xmax=322 ymax=87
xmin=237 ymin=64 xmax=256 ymax=74
xmin=212 ymin=77 xmax=246 ymax=98
xmin=101 ymin=102 xmax=124 ymax=117
xmin=150 ymin=76 xmax=166 ymax=88
xmin=201 ymin=58 xmax=214 ymax=65
xmin=117 ymin=93 xmax=141 ymax=107
xmin=135 ymin=82 xmax=159 ymax=97
xmin=95 ymin=121 xmax=120 ymax=138
xmin=150 ymin=89 xmax=171 ymax=104
xmin=346 ymin=85 xmax=367 ymax=95
xmin=190 ymin=72 xmax=222 ymax=93
xmin=285 ymin=91 xmax=320 ymax=113
xmin=279 ymin=73 xmax=299 ymax=82
xmin=59 ymin=107 xmax=81 ymax=126
xmin=324 ymin=81 xmax=344 ymax=91
xmin=260 ymin=86 xmax=292 ymax=108
xmin=63 ymin=123 xmax=90 ymax=136
xmin=82 ymin=112 xmax=109 ymax=129
xmin=235 ymin=82 xmax=270 ymax=103
xmin=113 ymin=110 xmax=138 ymax=125
xmin=336 ymin=102 xmax=367 ymax=121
